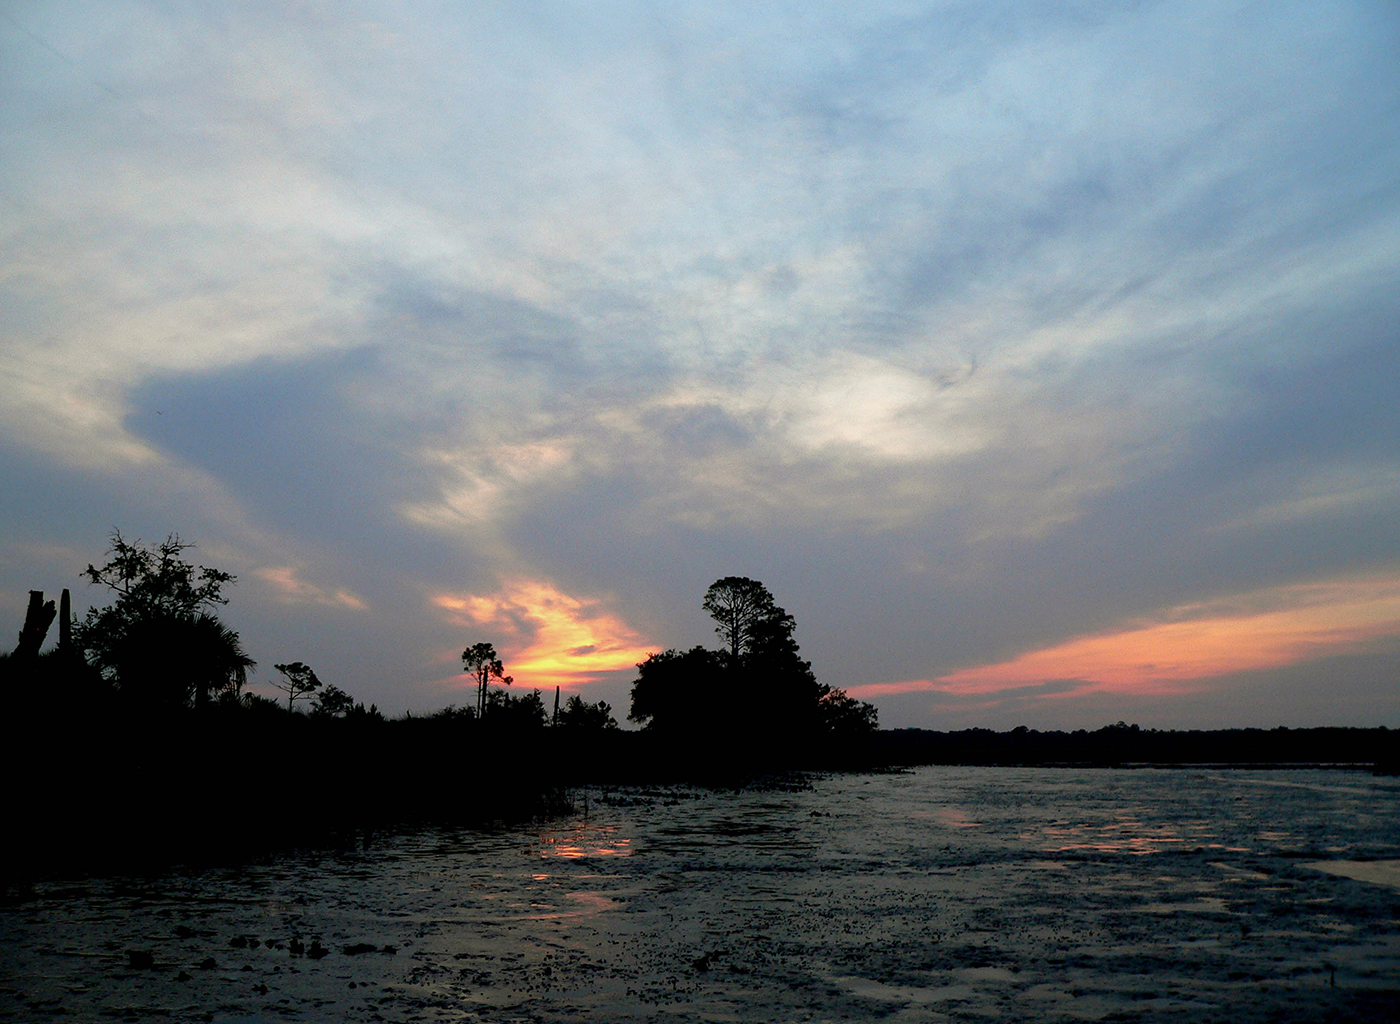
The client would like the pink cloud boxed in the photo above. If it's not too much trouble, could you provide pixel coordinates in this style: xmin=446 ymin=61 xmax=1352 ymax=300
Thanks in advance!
xmin=938 ymin=575 xmax=1400 ymax=694
xmin=848 ymin=574 xmax=1400 ymax=702
xmin=844 ymin=678 xmax=943 ymax=698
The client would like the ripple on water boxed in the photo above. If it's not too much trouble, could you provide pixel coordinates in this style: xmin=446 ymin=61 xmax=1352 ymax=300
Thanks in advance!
xmin=2 ymin=767 xmax=1398 ymax=1023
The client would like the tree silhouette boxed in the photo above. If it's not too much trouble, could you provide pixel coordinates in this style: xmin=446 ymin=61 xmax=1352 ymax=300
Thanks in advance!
xmin=629 ymin=645 xmax=725 ymax=733
xmin=103 ymin=613 xmax=253 ymax=708
xmin=461 ymin=642 xmax=511 ymax=717
xmin=632 ymin=578 xmax=878 ymax=744
xmin=702 ymin=577 xmax=779 ymax=665
xmin=76 ymin=531 xmax=252 ymax=707
xmin=81 ymin=531 xmax=232 ymax=626
xmin=272 ymin=661 xmax=321 ymax=712
xmin=700 ymin=578 xmax=813 ymax=717
xmin=176 ymin=612 xmax=254 ymax=707
xmin=816 ymin=683 xmax=878 ymax=736
xmin=310 ymin=683 xmax=356 ymax=717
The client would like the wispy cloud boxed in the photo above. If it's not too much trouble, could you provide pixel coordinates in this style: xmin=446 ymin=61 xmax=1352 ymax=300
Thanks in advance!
xmin=3 ymin=1 xmax=1398 ymax=724
xmin=254 ymin=566 xmax=368 ymax=612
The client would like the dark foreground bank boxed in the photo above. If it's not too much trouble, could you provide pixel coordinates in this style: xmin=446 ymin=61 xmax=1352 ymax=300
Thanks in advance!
xmin=0 ymin=704 xmax=871 ymax=881
xmin=4 ymin=706 xmax=1395 ymax=880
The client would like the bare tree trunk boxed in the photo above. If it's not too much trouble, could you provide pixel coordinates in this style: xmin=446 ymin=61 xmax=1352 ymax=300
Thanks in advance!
xmin=14 ymin=590 xmax=56 ymax=660
xmin=58 ymin=589 xmax=71 ymax=654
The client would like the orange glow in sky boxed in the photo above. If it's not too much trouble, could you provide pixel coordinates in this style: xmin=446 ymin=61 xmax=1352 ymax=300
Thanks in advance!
xmin=432 ymin=578 xmax=653 ymax=691
xmin=847 ymin=574 xmax=1400 ymax=699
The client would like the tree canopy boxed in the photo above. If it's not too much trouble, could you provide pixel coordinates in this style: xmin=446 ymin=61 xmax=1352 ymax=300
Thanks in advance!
xmin=462 ymin=642 xmax=512 ymax=717
xmin=82 ymin=531 xmax=233 ymax=620
xmin=629 ymin=645 xmax=726 ymax=732
xmin=702 ymin=576 xmax=778 ymax=664
xmin=272 ymin=661 xmax=322 ymax=712
xmin=76 ymin=531 xmax=253 ymax=707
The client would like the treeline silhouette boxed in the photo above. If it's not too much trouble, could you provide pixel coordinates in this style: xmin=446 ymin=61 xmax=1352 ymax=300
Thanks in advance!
xmin=2 ymin=533 xmax=1393 ymax=880
xmin=0 ymin=538 xmax=878 ymax=878
xmin=876 ymin=722 xmax=1397 ymax=769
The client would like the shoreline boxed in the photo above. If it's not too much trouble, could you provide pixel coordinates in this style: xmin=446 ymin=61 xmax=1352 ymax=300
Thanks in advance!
xmin=3 ymin=715 xmax=1393 ymax=882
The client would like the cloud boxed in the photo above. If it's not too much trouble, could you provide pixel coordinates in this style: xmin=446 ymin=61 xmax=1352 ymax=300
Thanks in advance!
xmin=400 ymin=441 xmax=579 ymax=533
xmin=934 ymin=575 xmax=1400 ymax=694
xmin=846 ymin=677 xmax=1087 ymax=701
xmin=3 ymin=1 xmax=1398 ymax=726
xmin=431 ymin=578 xmax=653 ymax=692
xmin=845 ymin=679 xmax=946 ymax=699
xmin=254 ymin=566 xmax=368 ymax=612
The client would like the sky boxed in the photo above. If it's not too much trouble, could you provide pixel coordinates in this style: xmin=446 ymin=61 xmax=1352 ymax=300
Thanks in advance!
xmin=3 ymin=0 xmax=1399 ymax=730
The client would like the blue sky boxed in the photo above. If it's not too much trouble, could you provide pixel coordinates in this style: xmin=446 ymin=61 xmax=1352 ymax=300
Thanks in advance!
xmin=3 ymin=1 xmax=1398 ymax=728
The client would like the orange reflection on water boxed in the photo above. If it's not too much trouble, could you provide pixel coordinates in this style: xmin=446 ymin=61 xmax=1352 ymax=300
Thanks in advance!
xmin=1032 ymin=816 xmax=1205 ymax=856
xmin=536 ymin=823 xmax=633 ymax=860
xmin=514 ymin=891 xmax=618 ymax=922
xmin=930 ymin=807 xmax=983 ymax=829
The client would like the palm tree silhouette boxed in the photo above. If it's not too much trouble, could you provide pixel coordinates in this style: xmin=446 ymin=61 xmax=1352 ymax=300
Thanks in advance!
xmin=111 ymin=611 xmax=255 ymax=708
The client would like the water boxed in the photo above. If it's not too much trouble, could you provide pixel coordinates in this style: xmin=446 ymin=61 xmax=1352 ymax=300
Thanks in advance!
xmin=3 ymin=766 xmax=1399 ymax=1022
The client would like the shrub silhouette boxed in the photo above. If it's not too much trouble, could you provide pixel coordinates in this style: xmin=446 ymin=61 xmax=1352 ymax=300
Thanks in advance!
xmin=557 ymin=693 xmax=619 ymax=731
xmin=483 ymin=687 xmax=548 ymax=730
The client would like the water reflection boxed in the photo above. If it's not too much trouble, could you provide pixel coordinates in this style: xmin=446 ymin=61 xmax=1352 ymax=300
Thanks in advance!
xmin=916 ymin=806 xmax=983 ymax=828
xmin=1036 ymin=815 xmax=1194 ymax=855
xmin=516 ymin=890 xmax=618 ymax=922
xmin=536 ymin=822 xmax=633 ymax=860
xmin=3 ymin=767 xmax=1398 ymax=1024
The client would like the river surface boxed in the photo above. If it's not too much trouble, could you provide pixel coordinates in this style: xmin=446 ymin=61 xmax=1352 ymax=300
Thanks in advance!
xmin=3 ymin=766 xmax=1399 ymax=1022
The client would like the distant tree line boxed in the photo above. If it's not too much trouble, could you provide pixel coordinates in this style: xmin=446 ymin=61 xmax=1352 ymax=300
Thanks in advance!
xmin=8 ymin=536 xmax=1391 ymax=776
xmin=434 ymin=641 xmax=619 ymax=732
xmin=875 ymin=722 xmax=1398 ymax=769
